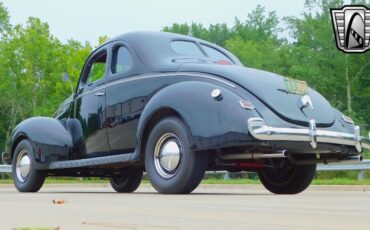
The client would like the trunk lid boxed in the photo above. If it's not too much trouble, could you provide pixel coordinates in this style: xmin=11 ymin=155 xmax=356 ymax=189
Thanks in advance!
xmin=178 ymin=64 xmax=335 ymax=127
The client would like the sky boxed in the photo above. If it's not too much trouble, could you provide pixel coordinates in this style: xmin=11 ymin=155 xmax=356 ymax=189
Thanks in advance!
xmin=1 ymin=0 xmax=309 ymax=46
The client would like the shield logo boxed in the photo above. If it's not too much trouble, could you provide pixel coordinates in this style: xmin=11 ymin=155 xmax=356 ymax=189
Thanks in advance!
xmin=331 ymin=5 xmax=370 ymax=53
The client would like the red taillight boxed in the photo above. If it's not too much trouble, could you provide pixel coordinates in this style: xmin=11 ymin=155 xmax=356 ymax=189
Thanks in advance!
xmin=239 ymin=100 xmax=255 ymax=110
xmin=216 ymin=60 xmax=232 ymax=65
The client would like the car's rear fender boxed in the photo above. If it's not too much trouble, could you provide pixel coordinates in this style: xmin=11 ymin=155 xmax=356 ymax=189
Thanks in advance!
xmin=11 ymin=117 xmax=73 ymax=169
xmin=134 ymin=81 xmax=260 ymax=160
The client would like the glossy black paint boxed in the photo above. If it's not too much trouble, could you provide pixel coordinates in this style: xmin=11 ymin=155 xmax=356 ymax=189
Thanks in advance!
xmin=11 ymin=117 xmax=72 ymax=169
xmin=178 ymin=63 xmax=335 ymax=127
xmin=10 ymin=31 xmax=358 ymax=172
xmin=134 ymin=79 xmax=259 ymax=159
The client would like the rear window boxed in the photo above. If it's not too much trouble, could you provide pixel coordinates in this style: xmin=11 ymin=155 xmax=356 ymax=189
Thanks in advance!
xmin=201 ymin=44 xmax=232 ymax=63
xmin=171 ymin=41 xmax=205 ymax=57
xmin=111 ymin=46 xmax=133 ymax=74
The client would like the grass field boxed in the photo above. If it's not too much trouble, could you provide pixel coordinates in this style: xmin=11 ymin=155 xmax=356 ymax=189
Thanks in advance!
xmin=1 ymin=177 xmax=370 ymax=185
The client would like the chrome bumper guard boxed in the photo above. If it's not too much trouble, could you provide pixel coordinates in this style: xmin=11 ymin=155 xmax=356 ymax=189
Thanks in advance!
xmin=248 ymin=118 xmax=370 ymax=153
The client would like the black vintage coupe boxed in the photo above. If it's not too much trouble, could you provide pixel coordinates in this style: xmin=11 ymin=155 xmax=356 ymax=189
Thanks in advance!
xmin=3 ymin=31 xmax=370 ymax=194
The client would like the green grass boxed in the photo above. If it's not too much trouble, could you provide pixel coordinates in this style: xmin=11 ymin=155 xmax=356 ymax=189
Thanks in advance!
xmin=202 ymin=178 xmax=370 ymax=185
xmin=2 ymin=177 xmax=370 ymax=185
xmin=0 ymin=179 xmax=12 ymax=184
xmin=44 ymin=178 xmax=109 ymax=184
xmin=0 ymin=177 xmax=109 ymax=184
xmin=311 ymin=178 xmax=370 ymax=185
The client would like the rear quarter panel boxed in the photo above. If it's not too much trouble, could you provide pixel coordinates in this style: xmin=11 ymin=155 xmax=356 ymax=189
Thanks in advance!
xmin=105 ymin=73 xmax=261 ymax=158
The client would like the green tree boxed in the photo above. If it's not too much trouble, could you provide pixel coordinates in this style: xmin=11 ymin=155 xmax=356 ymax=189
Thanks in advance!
xmin=0 ymin=16 xmax=92 ymax=152
xmin=233 ymin=5 xmax=281 ymax=43
xmin=225 ymin=5 xmax=286 ymax=73
xmin=0 ymin=2 xmax=9 ymax=34
xmin=163 ymin=22 xmax=233 ymax=46
xmin=286 ymin=0 xmax=370 ymax=127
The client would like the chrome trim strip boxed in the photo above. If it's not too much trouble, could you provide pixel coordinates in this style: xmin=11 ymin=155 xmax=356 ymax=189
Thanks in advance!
xmin=106 ymin=73 xmax=236 ymax=88
xmin=49 ymin=153 xmax=134 ymax=170
xmin=76 ymin=72 xmax=236 ymax=99
xmin=248 ymin=117 xmax=370 ymax=153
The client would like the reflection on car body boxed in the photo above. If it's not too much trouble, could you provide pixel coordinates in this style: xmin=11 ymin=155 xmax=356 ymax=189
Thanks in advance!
xmin=6 ymin=31 xmax=370 ymax=194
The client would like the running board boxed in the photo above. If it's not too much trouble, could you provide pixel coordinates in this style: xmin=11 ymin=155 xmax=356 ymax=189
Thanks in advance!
xmin=48 ymin=153 xmax=133 ymax=170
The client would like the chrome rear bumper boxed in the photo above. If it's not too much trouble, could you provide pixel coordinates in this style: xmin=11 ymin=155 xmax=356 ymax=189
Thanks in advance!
xmin=248 ymin=118 xmax=370 ymax=153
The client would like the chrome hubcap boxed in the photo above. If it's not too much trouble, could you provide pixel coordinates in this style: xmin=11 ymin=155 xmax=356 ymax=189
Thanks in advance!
xmin=154 ymin=133 xmax=182 ymax=178
xmin=16 ymin=150 xmax=31 ymax=183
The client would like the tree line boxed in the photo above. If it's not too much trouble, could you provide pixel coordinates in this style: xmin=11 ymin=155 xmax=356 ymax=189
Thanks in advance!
xmin=0 ymin=0 xmax=369 ymax=157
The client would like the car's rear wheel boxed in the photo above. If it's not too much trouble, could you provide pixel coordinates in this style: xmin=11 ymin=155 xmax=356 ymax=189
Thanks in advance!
xmin=110 ymin=167 xmax=143 ymax=193
xmin=258 ymin=157 xmax=316 ymax=194
xmin=12 ymin=140 xmax=46 ymax=193
xmin=145 ymin=117 xmax=208 ymax=194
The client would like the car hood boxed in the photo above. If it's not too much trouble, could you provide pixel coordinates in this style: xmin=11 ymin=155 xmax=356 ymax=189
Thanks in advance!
xmin=178 ymin=63 xmax=335 ymax=127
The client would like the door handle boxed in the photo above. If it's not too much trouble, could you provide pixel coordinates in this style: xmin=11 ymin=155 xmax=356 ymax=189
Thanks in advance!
xmin=94 ymin=92 xmax=105 ymax=97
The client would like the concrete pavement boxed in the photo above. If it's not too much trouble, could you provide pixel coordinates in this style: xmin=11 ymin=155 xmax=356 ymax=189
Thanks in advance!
xmin=0 ymin=184 xmax=369 ymax=230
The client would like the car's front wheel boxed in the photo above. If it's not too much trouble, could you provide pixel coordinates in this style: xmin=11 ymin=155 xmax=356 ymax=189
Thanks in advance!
xmin=12 ymin=139 xmax=46 ymax=192
xmin=145 ymin=117 xmax=209 ymax=194
xmin=258 ymin=157 xmax=316 ymax=194
xmin=110 ymin=167 xmax=143 ymax=193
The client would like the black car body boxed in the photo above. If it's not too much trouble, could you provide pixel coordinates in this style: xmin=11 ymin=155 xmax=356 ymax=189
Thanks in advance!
xmin=4 ymin=31 xmax=370 ymax=194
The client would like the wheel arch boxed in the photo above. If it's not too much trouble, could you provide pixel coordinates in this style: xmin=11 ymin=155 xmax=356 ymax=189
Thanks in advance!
xmin=137 ymin=107 xmax=186 ymax=162
xmin=133 ymin=80 xmax=258 ymax=161
xmin=11 ymin=134 xmax=28 ymax=159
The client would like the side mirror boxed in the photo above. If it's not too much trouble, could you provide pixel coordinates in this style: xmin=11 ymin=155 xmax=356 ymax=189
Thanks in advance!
xmin=62 ymin=73 xmax=69 ymax=82
xmin=62 ymin=73 xmax=74 ymax=96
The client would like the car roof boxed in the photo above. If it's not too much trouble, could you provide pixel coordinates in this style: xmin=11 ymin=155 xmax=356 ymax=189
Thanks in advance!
xmin=102 ymin=31 xmax=242 ymax=72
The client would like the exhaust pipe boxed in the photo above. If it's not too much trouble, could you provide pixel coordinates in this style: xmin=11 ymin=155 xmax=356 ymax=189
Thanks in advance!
xmin=338 ymin=155 xmax=363 ymax=164
xmin=220 ymin=151 xmax=287 ymax=160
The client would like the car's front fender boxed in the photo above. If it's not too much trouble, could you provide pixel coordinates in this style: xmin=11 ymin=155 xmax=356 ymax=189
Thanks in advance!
xmin=11 ymin=117 xmax=73 ymax=169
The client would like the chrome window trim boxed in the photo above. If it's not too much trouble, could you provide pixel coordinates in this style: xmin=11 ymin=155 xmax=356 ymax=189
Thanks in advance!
xmin=75 ymin=72 xmax=236 ymax=99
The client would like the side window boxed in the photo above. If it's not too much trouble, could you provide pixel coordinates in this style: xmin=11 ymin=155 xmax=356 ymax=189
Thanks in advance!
xmin=85 ymin=51 xmax=107 ymax=85
xmin=111 ymin=46 xmax=133 ymax=74
xmin=200 ymin=44 xmax=233 ymax=63
xmin=170 ymin=41 xmax=205 ymax=57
